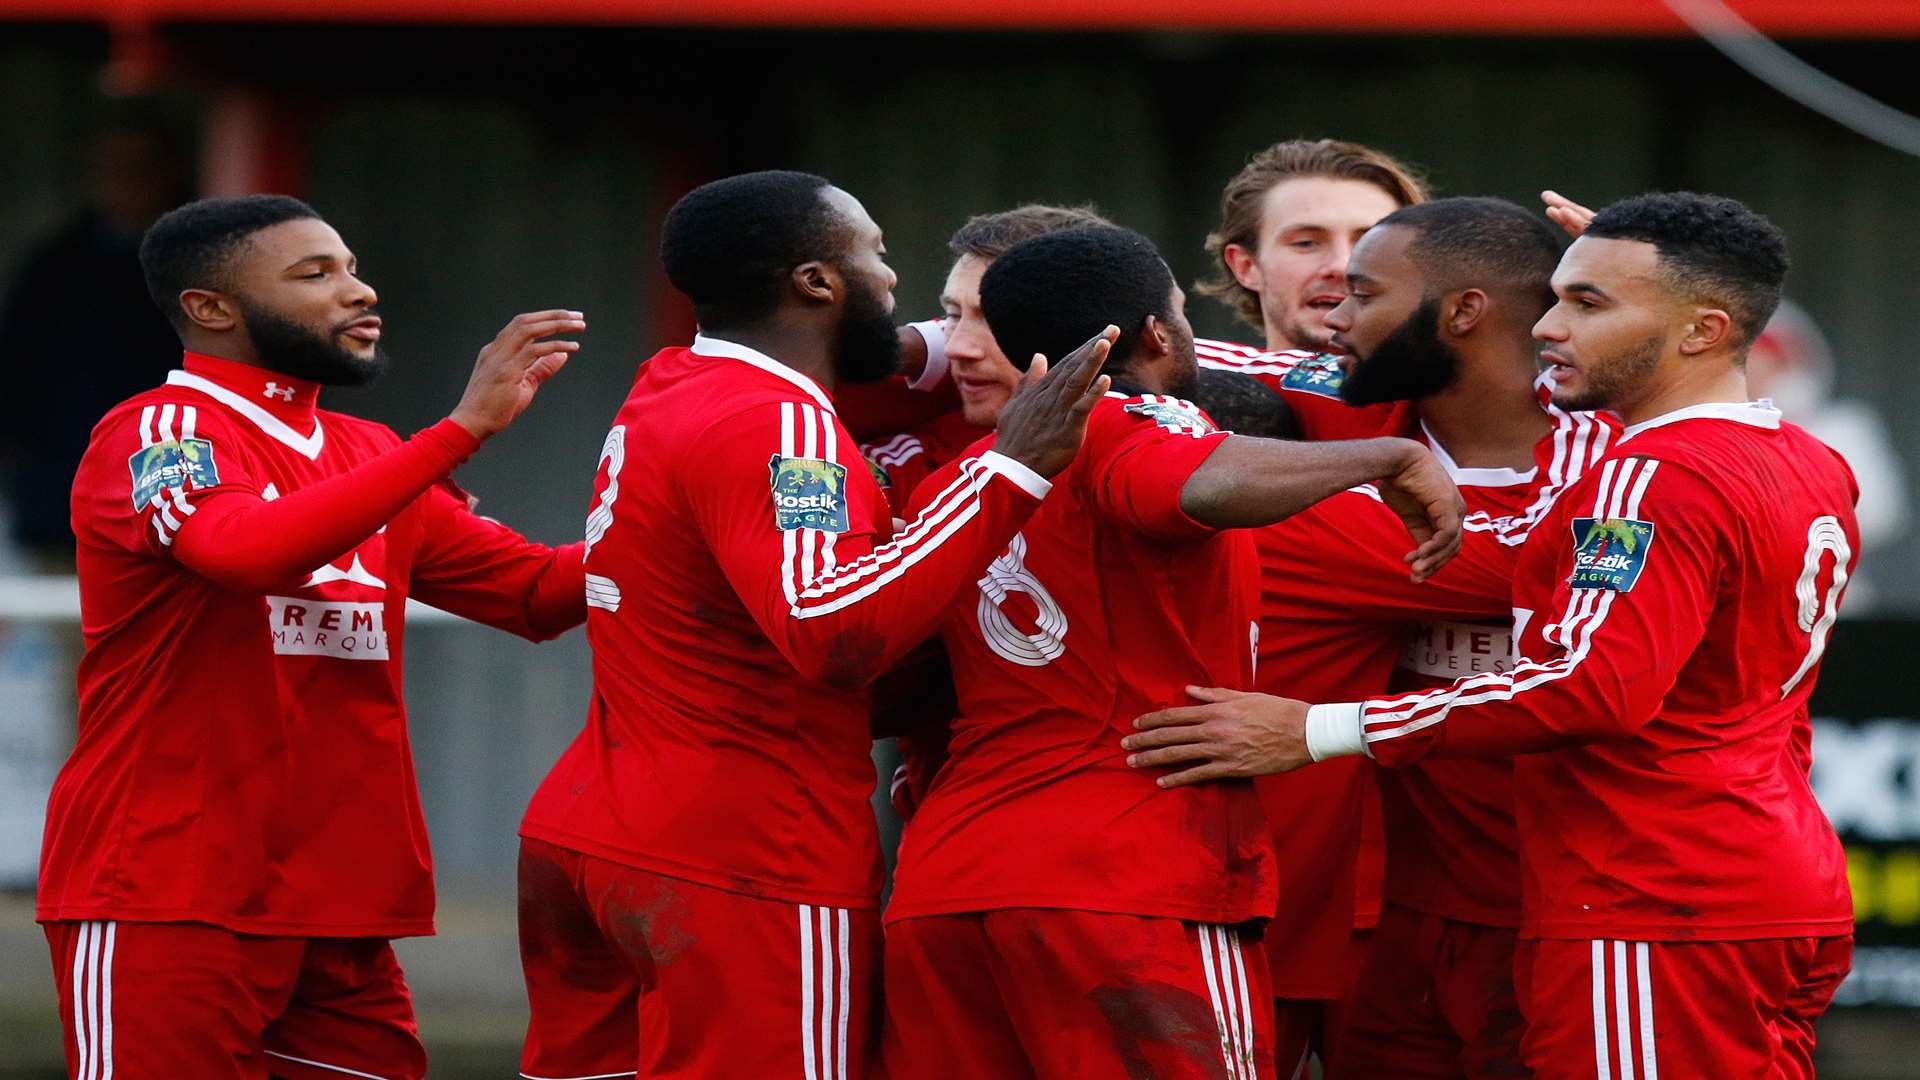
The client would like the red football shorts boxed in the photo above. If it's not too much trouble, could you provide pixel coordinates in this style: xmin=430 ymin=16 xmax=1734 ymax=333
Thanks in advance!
xmin=43 ymin=919 xmax=424 ymax=1080
xmin=1271 ymin=926 xmax=1369 ymax=1080
xmin=517 ymin=837 xmax=880 ymax=1080
xmin=883 ymin=909 xmax=1274 ymax=1079
xmin=1514 ymin=935 xmax=1852 ymax=1080
xmin=1336 ymin=902 xmax=1525 ymax=1079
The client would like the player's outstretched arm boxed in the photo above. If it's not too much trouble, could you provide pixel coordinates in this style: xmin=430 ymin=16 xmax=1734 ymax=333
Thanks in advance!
xmin=1177 ymin=435 xmax=1465 ymax=580
xmin=168 ymin=310 xmax=583 ymax=592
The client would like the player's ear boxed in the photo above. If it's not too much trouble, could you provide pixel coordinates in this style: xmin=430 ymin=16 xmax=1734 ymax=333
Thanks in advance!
xmin=1444 ymin=289 xmax=1489 ymax=338
xmin=1222 ymin=243 xmax=1263 ymax=291
xmin=790 ymin=260 xmax=838 ymax=306
xmin=1678 ymin=307 xmax=1733 ymax=356
xmin=177 ymin=288 xmax=241 ymax=333
xmin=1141 ymin=314 xmax=1173 ymax=358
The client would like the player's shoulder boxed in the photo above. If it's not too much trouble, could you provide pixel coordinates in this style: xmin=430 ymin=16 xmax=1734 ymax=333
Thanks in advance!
xmin=1198 ymin=341 xmax=1351 ymax=401
xmin=1095 ymin=391 xmax=1222 ymax=439
xmin=647 ymin=343 xmax=842 ymax=435
xmin=85 ymin=379 xmax=238 ymax=453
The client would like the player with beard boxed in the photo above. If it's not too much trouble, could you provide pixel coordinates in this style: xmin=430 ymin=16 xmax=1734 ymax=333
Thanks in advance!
xmin=515 ymin=171 xmax=1116 ymax=1080
xmin=40 ymin=195 xmax=588 ymax=1079
xmin=1191 ymin=138 xmax=1431 ymax=1077
xmin=882 ymin=225 xmax=1465 ymax=1080
xmin=1194 ymin=138 xmax=1428 ymax=448
xmin=1183 ymin=197 xmax=1618 ymax=1079
xmin=1125 ymin=193 xmax=1857 ymax=1079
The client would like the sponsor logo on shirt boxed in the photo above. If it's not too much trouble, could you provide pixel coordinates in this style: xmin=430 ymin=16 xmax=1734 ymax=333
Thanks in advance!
xmin=1399 ymin=620 xmax=1515 ymax=678
xmin=1277 ymin=354 xmax=1347 ymax=398
xmin=1569 ymin=516 xmax=1656 ymax=592
xmin=1123 ymin=399 xmax=1218 ymax=435
xmin=768 ymin=455 xmax=850 ymax=533
xmin=127 ymin=438 xmax=219 ymax=508
xmin=265 ymin=596 xmax=389 ymax=660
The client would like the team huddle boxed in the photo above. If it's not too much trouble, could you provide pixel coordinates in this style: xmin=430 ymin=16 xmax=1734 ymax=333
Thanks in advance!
xmin=38 ymin=138 xmax=1858 ymax=1080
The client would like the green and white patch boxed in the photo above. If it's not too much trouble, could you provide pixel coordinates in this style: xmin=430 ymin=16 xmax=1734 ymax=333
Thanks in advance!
xmin=128 ymin=438 xmax=220 ymax=509
xmin=768 ymin=455 xmax=850 ymax=533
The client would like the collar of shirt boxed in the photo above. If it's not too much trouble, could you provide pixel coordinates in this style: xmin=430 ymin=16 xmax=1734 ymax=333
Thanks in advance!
xmin=1620 ymin=399 xmax=1782 ymax=443
xmin=166 ymin=352 xmax=328 ymax=460
xmin=690 ymin=333 xmax=837 ymax=414
xmin=174 ymin=352 xmax=322 ymax=426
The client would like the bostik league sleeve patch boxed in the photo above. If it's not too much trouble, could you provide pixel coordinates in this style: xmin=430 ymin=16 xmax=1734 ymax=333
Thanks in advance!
xmin=1122 ymin=398 xmax=1219 ymax=435
xmin=128 ymin=438 xmax=220 ymax=509
xmin=1277 ymin=354 xmax=1348 ymax=398
xmin=1568 ymin=516 xmax=1657 ymax=591
xmin=768 ymin=454 xmax=851 ymax=533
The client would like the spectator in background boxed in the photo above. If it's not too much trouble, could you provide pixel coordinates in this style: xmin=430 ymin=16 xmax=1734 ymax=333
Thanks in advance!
xmin=0 ymin=104 xmax=194 ymax=568
xmin=1748 ymin=298 xmax=1910 ymax=611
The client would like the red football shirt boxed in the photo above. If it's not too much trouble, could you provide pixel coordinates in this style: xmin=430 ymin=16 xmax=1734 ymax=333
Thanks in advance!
xmin=1194 ymin=338 xmax=1414 ymax=442
xmin=1326 ymin=402 xmax=1857 ymax=941
xmin=859 ymin=410 xmax=988 ymax=516
xmin=40 ymin=352 xmax=584 ymax=937
xmin=518 ymin=335 xmax=1049 ymax=910
xmin=1317 ymin=399 xmax=1618 ymax=930
xmin=1248 ymin=384 xmax=1614 ymax=989
xmin=885 ymin=394 xmax=1274 ymax=925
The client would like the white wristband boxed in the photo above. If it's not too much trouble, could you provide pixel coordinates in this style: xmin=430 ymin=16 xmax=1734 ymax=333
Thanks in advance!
xmin=907 ymin=319 xmax=950 ymax=391
xmin=976 ymin=450 xmax=1052 ymax=500
xmin=1305 ymin=703 xmax=1367 ymax=761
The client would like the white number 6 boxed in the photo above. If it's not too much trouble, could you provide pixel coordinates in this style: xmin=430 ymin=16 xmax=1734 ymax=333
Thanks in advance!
xmin=977 ymin=533 xmax=1068 ymax=667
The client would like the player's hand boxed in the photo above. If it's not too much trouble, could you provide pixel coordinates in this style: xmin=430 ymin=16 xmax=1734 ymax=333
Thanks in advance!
xmin=1122 ymin=686 xmax=1313 ymax=787
xmin=1542 ymin=190 xmax=1596 ymax=239
xmin=991 ymin=326 xmax=1117 ymax=479
xmin=1375 ymin=441 xmax=1464 ymax=582
xmin=449 ymin=310 xmax=586 ymax=440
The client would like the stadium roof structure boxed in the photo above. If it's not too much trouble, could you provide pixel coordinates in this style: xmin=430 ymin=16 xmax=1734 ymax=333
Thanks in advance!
xmin=6 ymin=0 xmax=1920 ymax=36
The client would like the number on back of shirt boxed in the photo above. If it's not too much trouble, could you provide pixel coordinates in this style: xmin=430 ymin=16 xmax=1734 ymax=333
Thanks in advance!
xmin=1780 ymin=515 xmax=1851 ymax=696
xmin=976 ymin=533 xmax=1067 ymax=667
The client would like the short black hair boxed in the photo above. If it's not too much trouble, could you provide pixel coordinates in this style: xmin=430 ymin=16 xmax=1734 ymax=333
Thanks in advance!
xmin=660 ymin=170 xmax=853 ymax=330
xmin=980 ymin=225 xmax=1176 ymax=376
xmin=1584 ymin=192 xmax=1789 ymax=347
xmin=948 ymin=204 xmax=1113 ymax=260
xmin=1187 ymin=369 xmax=1299 ymax=440
xmin=1375 ymin=197 xmax=1564 ymax=317
xmin=138 ymin=194 xmax=320 ymax=330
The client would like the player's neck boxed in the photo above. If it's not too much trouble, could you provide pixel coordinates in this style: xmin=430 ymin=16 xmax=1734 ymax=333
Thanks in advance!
xmin=1417 ymin=351 xmax=1550 ymax=471
xmin=706 ymin=324 xmax=837 ymax=394
xmin=1616 ymin=359 xmax=1750 ymax=428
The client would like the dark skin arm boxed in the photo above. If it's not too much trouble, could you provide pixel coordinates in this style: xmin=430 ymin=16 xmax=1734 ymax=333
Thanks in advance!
xmin=1178 ymin=435 xmax=1465 ymax=581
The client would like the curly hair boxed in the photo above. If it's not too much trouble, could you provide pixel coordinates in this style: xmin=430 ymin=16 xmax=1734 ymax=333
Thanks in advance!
xmin=1585 ymin=192 xmax=1789 ymax=347
xmin=980 ymin=226 xmax=1174 ymax=377
xmin=1198 ymin=139 xmax=1428 ymax=330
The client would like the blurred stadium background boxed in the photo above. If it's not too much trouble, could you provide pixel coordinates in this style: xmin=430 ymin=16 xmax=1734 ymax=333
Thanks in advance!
xmin=1 ymin=1 xmax=1917 ymax=1076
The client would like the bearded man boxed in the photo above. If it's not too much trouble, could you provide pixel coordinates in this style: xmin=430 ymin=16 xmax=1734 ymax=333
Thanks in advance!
xmin=40 ymin=194 xmax=589 ymax=1079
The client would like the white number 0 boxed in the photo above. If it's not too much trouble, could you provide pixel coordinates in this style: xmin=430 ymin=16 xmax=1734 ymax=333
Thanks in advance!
xmin=583 ymin=425 xmax=626 ymax=612
xmin=976 ymin=533 xmax=1068 ymax=667
xmin=1780 ymin=515 xmax=1851 ymax=696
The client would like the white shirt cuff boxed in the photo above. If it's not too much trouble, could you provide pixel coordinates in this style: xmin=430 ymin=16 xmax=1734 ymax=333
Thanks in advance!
xmin=1305 ymin=702 xmax=1367 ymax=761
xmin=977 ymin=450 xmax=1051 ymax=500
xmin=907 ymin=319 xmax=950 ymax=391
